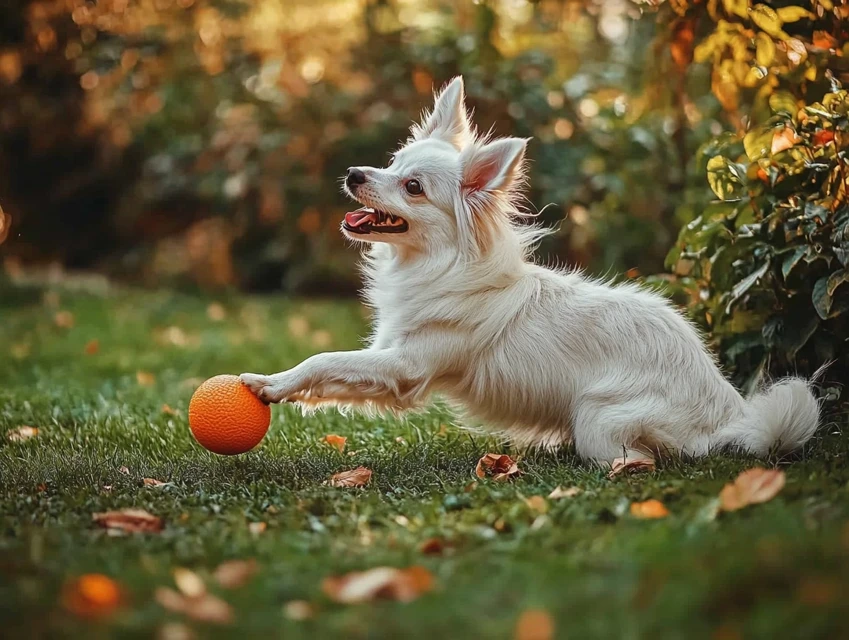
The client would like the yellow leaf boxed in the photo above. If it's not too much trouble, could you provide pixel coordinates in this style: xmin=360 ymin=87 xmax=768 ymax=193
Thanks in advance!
xmin=776 ymin=6 xmax=814 ymax=22
xmin=722 ymin=0 xmax=750 ymax=19
xmin=755 ymin=32 xmax=775 ymax=66
xmin=749 ymin=4 xmax=790 ymax=40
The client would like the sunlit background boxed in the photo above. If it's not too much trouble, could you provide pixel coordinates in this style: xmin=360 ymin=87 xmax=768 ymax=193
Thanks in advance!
xmin=0 ymin=0 xmax=725 ymax=293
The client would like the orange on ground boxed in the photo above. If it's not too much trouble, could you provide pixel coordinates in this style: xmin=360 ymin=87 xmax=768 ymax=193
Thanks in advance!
xmin=188 ymin=374 xmax=270 ymax=455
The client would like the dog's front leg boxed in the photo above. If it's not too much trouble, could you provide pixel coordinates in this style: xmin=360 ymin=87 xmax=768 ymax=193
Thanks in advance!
xmin=240 ymin=348 xmax=418 ymax=406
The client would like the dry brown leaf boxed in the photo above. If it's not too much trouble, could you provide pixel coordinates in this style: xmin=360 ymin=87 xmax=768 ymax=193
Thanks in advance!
xmin=311 ymin=330 xmax=332 ymax=348
xmin=158 ymin=622 xmax=195 ymax=640
xmin=143 ymin=478 xmax=167 ymax=487
xmin=84 ymin=339 xmax=100 ymax=355
xmin=92 ymin=508 xmax=163 ymax=533
xmin=248 ymin=521 xmax=267 ymax=535
xmin=118 ymin=465 xmax=130 ymax=475
xmin=162 ymin=404 xmax=179 ymax=416
xmin=207 ymin=302 xmax=226 ymax=322
xmin=321 ymin=434 xmax=347 ymax=453
xmin=62 ymin=573 xmax=123 ymax=618
xmin=155 ymin=587 xmax=233 ymax=625
xmin=608 ymin=457 xmax=655 ymax=479
xmin=7 ymin=426 xmax=38 ymax=442
xmin=630 ymin=499 xmax=670 ymax=519
xmin=137 ymin=371 xmax=156 ymax=387
xmin=524 ymin=496 xmax=549 ymax=514
xmin=548 ymin=486 xmax=581 ymax=499
xmin=719 ymin=468 xmax=785 ymax=512
xmin=475 ymin=453 xmax=521 ymax=481
xmin=514 ymin=608 xmax=555 ymax=640
xmin=283 ymin=600 xmax=314 ymax=621
xmin=328 ymin=466 xmax=372 ymax=488
xmin=418 ymin=538 xmax=449 ymax=556
xmin=771 ymin=127 xmax=801 ymax=154
xmin=54 ymin=310 xmax=75 ymax=329
xmin=322 ymin=566 xmax=434 ymax=604
xmin=214 ymin=560 xmax=258 ymax=589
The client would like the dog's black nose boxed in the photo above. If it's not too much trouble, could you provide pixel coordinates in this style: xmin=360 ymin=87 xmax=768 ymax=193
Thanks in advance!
xmin=346 ymin=167 xmax=367 ymax=189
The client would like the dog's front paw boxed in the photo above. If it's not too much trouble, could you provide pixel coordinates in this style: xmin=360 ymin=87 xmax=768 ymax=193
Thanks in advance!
xmin=239 ymin=372 xmax=291 ymax=404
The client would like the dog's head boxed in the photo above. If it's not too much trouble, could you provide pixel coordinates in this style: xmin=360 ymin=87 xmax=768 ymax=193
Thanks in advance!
xmin=342 ymin=77 xmax=528 ymax=256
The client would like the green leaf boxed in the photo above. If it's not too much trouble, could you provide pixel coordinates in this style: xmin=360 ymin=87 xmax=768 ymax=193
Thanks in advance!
xmin=749 ymin=5 xmax=789 ymax=40
xmin=755 ymin=32 xmax=775 ymax=66
xmin=781 ymin=246 xmax=806 ymax=279
xmin=782 ymin=314 xmax=820 ymax=357
xmin=706 ymin=156 xmax=745 ymax=200
xmin=826 ymin=269 xmax=849 ymax=296
xmin=776 ymin=6 xmax=815 ymax=22
xmin=768 ymin=90 xmax=797 ymax=116
xmin=812 ymin=276 xmax=833 ymax=319
xmin=743 ymin=125 xmax=774 ymax=161
xmin=727 ymin=261 xmax=769 ymax=311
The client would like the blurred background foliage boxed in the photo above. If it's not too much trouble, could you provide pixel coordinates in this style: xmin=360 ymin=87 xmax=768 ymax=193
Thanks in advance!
xmin=0 ymin=0 xmax=847 ymax=386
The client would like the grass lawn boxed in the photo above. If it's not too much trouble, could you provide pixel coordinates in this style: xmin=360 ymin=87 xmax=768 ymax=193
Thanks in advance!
xmin=2 ymin=279 xmax=849 ymax=639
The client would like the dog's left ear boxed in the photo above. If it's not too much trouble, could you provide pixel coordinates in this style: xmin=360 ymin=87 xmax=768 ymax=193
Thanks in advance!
xmin=411 ymin=77 xmax=472 ymax=149
xmin=460 ymin=137 xmax=528 ymax=201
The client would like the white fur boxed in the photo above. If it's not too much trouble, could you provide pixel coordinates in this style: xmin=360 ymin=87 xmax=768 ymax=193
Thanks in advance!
xmin=241 ymin=77 xmax=820 ymax=466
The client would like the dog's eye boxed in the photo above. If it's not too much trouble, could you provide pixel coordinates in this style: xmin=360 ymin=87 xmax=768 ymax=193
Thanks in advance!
xmin=405 ymin=179 xmax=423 ymax=196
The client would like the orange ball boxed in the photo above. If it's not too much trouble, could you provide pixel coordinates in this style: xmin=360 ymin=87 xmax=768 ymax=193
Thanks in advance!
xmin=188 ymin=374 xmax=271 ymax=455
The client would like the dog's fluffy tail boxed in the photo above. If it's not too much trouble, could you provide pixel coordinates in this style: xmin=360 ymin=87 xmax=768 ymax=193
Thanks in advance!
xmin=717 ymin=378 xmax=820 ymax=456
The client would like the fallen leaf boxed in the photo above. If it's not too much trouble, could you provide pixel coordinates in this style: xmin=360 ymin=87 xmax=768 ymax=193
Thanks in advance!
xmin=608 ymin=457 xmax=655 ymax=479
xmin=214 ymin=560 xmax=258 ymax=589
xmin=54 ymin=310 xmax=75 ymax=329
xmin=36 ymin=483 xmax=47 ymax=492
xmin=630 ymin=499 xmax=670 ymax=519
xmin=173 ymin=568 xmax=206 ymax=598
xmin=92 ymin=509 xmax=163 ymax=533
xmin=395 ymin=436 xmax=406 ymax=444
xmin=524 ymin=496 xmax=549 ymax=514
xmin=162 ymin=404 xmax=179 ymax=416
xmin=322 ymin=566 xmax=434 ymax=604
xmin=137 ymin=371 xmax=156 ymax=387
xmin=719 ymin=468 xmax=785 ymax=511
xmin=814 ymin=130 xmax=835 ymax=147
xmin=158 ymin=622 xmax=195 ymax=640
xmin=287 ymin=315 xmax=310 ymax=338
xmin=143 ymin=478 xmax=167 ymax=487
xmin=84 ymin=339 xmax=100 ymax=355
xmin=118 ymin=466 xmax=130 ymax=475
xmin=514 ymin=608 xmax=555 ymax=640
xmin=328 ymin=466 xmax=372 ymax=488
xmin=7 ymin=426 xmax=38 ymax=442
xmin=771 ymin=127 xmax=801 ymax=154
xmin=207 ymin=302 xmax=226 ymax=322
xmin=311 ymin=330 xmax=332 ymax=348
xmin=283 ymin=600 xmax=314 ymax=621
xmin=248 ymin=521 xmax=267 ymax=535
xmin=475 ymin=453 xmax=521 ymax=481
xmin=10 ymin=342 xmax=31 ymax=359
xmin=548 ymin=486 xmax=581 ymax=499
xmin=155 ymin=587 xmax=233 ymax=625
xmin=102 ymin=485 xmax=113 ymax=492
xmin=62 ymin=574 xmax=123 ymax=618
xmin=321 ymin=434 xmax=347 ymax=452
xmin=418 ymin=538 xmax=449 ymax=555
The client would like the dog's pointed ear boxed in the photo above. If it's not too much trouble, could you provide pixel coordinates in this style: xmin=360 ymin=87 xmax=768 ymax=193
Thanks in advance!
xmin=411 ymin=77 xmax=472 ymax=149
xmin=461 ymin=137 xmax=528 ymax=198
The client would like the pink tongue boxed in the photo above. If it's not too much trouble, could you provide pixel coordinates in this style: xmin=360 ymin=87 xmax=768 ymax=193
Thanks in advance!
xmin=345 ymin=210 xmax=376 ymax=227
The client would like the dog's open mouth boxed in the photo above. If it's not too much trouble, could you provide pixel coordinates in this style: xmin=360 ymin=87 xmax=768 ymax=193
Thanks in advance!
xmin=343 ymin=208 xmax=408 ymax=234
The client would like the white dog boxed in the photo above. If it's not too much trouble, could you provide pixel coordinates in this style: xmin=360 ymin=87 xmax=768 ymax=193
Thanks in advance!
xmin=241 ymin=77 xmax=819 ymax=466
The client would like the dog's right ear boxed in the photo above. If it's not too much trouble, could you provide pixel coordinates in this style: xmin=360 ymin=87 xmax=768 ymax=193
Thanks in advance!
xmin=410 ymin=77 xmax=472 ymax=150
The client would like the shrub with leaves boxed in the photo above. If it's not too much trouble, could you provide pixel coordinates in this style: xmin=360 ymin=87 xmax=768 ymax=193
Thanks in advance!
xmin=663 ymin=0 xmax=849 ymax=387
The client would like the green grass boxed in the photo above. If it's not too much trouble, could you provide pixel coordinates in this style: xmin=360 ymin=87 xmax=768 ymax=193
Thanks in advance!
xmin=2 ymin=280 xmax=849 ymax=639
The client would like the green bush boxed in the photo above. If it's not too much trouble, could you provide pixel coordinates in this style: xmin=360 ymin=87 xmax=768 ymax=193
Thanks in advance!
xmin=661 ymin=0 xmax=849 ymax=387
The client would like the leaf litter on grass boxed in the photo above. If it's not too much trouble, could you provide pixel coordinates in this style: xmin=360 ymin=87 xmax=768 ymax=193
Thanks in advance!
xmin=719 ymin=468 xmax=785 ymax=511
xmin=327 ymin=466 xmax=372 ymax=487
xmin=322 ymin=566 xmax=434 ymax=604
xmin=475 ymin=453 xmax=521 ymax=481
xmin=155 ymin=568 xmax=234 ymax=625
xmin=62 ymin=574 xmax=123 ymax=619
xmin=321 ymin=434 xmax=347 ymax=452
xmin=93 ymin=509 xmax=163 ymax=533
xmin=7 ymin=426 xmax=38 ymax=442
xmin=514 ymin=609 xmax=555 ymax=640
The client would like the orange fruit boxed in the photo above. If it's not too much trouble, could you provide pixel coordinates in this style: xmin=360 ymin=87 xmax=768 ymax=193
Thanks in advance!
xmin=188 ymin=374 xmax=270 ymax=455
